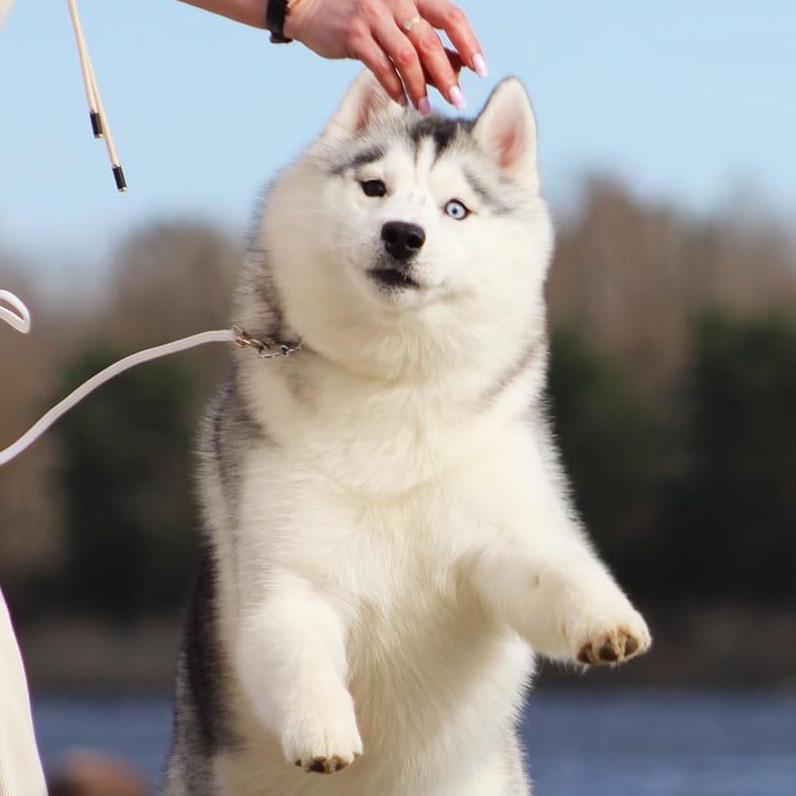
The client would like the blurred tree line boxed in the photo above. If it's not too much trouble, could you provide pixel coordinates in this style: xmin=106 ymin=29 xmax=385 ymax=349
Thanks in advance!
xmin=0 ymin=223 xmax=237 ymax=620
xmin=1 ymin=178 xmax=795 ymax=624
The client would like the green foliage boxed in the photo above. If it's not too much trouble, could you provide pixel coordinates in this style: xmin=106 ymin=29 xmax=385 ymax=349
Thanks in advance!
xmin=547 ymin=329 xmax=673 ymax=594
xmin=57 ymin=346 xmax=203 ymax=620
xmin=672 ymin=310 xmax=796 ymax=600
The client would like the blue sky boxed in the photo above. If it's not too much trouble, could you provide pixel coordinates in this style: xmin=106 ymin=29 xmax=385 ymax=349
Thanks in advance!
xmin=1 ymin=1 xmax=795 ymax=277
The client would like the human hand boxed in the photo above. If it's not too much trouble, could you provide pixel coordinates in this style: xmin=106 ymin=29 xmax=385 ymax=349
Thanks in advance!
xmin=283 ymin=0 xmax=486 ymax=114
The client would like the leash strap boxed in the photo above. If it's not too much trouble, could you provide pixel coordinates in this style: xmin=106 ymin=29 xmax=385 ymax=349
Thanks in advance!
xmin=0 ymin=291 xmax=234 ymax=467
xmin=0 ymin=290 xmax=30 ymax=335
xmin=65 ymin=0 xmax=127 ymax=190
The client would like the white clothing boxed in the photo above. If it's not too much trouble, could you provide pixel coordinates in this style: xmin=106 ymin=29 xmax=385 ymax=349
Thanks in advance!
xmin=0 ymin=590 xmax=47 ymax=796
xmin=1 ymin=6 xmax=50 ymax=795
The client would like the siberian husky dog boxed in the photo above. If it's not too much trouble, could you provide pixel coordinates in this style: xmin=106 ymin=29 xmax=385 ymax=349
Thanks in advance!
xmin=163 ymin=73 xmax=651 ymax=796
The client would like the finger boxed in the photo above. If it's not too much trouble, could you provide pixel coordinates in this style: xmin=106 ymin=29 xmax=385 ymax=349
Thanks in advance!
xmin=402 ymin=19 xmax=464 ymax=108
xmin=417 ymin=0 xmax=487 ymax=77
xmin=443 ymin=47 xmax=464 ymax=74
xmin=374 ymin=22 xmax=428 ymax=113
xmin=348 ymin=35 xmax=407 ymax=105
xmin=420 ymin=47 xmax=462 ymax=85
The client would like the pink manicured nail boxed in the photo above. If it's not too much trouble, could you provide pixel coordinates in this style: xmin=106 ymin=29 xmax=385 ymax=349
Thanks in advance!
xmin=449 ymin=86 xmax=466 ymax=110
xmin=418 ymin=97 xmax=431 ymax=116
xmin=473 ymin=53 xmax=488 ymax=78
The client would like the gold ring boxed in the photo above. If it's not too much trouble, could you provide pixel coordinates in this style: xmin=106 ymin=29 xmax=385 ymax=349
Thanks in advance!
xmin=402 ymin=14 xmax=421 ymax=33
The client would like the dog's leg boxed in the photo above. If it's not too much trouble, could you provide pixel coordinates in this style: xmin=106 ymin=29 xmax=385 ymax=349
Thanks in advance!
xmin=463 ymin=434 xmax=651 ymax=666
xmin=469 ymin=536 xmax=651 ymax=666
xmin=236 ymin=574 xmax=362 ymax=774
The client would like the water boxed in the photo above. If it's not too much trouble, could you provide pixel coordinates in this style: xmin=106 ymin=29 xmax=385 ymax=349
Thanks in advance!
xmin=519 ymin=691 xmax=796 ymax=796
xmin=33 ymin=690 xmax=796 ymax=795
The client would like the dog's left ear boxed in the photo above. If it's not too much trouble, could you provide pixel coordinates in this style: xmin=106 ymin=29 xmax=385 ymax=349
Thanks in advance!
xmin=472 ymin=78 xmax=539 ymax=186
xmin=324 ymin=71 xmax=405 ymax=139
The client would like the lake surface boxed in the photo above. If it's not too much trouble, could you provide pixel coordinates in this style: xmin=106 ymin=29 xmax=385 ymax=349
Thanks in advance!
xmin=33 ymin=689 xmax=796 ymax=795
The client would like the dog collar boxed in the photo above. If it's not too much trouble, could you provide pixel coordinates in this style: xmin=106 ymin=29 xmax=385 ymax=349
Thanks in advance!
xmin=234 ymin=325 xmax=303 ymax=359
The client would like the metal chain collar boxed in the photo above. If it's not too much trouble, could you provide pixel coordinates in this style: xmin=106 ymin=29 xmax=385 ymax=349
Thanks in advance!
xmin=233 ymin=325 xmax=303 ymax=359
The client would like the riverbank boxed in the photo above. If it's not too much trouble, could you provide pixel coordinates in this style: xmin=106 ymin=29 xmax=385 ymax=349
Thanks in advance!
xmin=18 ymin=602 xmax=796 ymax=691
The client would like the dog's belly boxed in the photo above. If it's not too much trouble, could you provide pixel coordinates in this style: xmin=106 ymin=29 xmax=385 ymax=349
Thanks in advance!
xmin=220 ymin=628 xmax=532 ymax=796
xmin=344 ymin=574 xmax=533 ymax=754
xmin=220 ymin=503 xmax=533 ymax=795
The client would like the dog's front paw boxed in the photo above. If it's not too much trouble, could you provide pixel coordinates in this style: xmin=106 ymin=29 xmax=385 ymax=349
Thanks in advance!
xmin=572 ymin=607 xmax=651 ymax=666
xmin=294 ymin=754 xmax=355 ymax=774
xmin=281 ymin=688 xmax=363 ymax=774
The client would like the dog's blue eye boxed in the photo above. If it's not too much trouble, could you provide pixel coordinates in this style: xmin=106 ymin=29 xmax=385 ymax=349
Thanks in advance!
xmin=361 ymin=179 xmax=386 ymax=197
xmin=444 ymin=199 xmax=470 ymax=220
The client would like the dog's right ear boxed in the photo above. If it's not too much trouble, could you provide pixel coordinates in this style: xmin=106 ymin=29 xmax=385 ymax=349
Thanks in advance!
xmin=324 ymin=72 xmax=405 ymax=139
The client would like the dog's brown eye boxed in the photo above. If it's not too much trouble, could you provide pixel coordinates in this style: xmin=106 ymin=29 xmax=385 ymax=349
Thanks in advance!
xmin=361 ymin=179 xmax=386 ymax=197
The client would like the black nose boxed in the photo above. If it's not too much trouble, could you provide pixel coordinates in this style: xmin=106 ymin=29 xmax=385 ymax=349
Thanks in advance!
xmin=381 ymin=221 xmax=426 ymax=261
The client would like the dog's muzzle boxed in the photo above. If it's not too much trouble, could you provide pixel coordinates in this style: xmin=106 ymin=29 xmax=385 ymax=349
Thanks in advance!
xmin=381 ymin=221 xmax=425 ymax=261
xmin=369 ymin=221 xmax=426 ymax=290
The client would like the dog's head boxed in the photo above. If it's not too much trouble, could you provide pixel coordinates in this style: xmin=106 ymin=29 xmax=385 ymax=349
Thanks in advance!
xmin=246 ymin=73 xmax=554 ymax=377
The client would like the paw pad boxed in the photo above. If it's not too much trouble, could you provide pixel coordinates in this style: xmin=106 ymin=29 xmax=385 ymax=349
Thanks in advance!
xmin=577 ymin=628 xmax=648 ymax=666
xmin=295 ymin=755 xmax=351 ymax=774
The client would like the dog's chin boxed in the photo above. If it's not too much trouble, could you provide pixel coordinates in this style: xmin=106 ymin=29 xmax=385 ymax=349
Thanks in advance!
xmin=368 ymin=266 xmax=420 ymax=291
xmin=359 ymin=267 xmax=446 ymax=310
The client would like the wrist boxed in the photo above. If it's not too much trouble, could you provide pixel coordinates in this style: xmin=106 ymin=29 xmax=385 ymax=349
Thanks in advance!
xmin=267 ymin=0 xmax=309 ymax=41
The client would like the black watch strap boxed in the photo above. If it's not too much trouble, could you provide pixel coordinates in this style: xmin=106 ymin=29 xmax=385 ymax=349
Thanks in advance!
xmin=266 ymin=0 xmax=292 ymax=43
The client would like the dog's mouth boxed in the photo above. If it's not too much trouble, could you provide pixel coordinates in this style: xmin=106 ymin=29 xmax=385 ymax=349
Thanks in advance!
xmin=367 ymin=268 xmax=421 ymax=290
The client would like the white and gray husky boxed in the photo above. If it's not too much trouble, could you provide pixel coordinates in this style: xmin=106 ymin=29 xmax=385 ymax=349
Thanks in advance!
xmin=163 ymin=73 xmax=651 ymax=796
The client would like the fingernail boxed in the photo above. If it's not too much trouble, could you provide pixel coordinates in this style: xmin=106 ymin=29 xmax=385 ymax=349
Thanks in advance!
xmin=473 ymin=53 xmax=488 ymax=78
xmin=398 ymin=92 xmax=408 ymax=108
xmin=449 ymin=86 xmax=466 ymax=110
xmin=418 ymin=97 xmax=431 ymax=116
